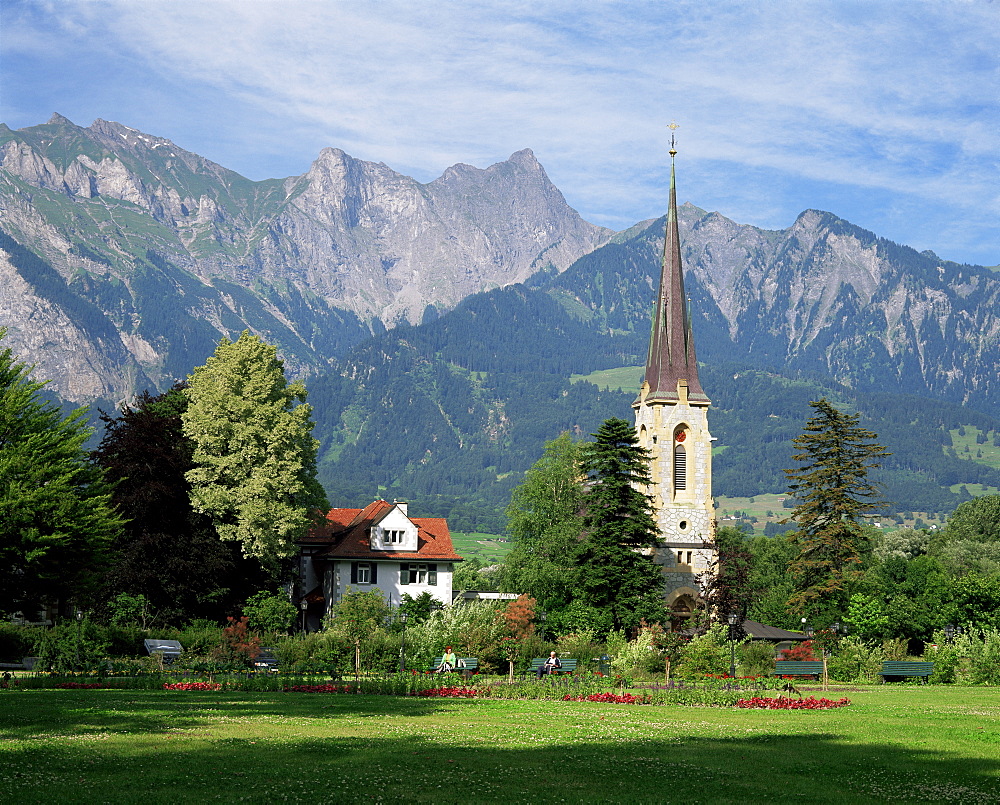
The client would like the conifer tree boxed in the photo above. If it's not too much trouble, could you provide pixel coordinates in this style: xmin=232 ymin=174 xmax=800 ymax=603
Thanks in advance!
xmin=784 ymin=398 xmax=889 ymax=619
xmin=0 ymin=329 xmax=120 ymax=614
xmin=574 ymin=417 xmax=665 ymax=634
xmin=182 ymin=332 xmax=329 ymax=572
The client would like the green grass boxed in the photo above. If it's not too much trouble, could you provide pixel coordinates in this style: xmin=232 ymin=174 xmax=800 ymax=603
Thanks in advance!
xmin=949 ymin=426 xmax=1000 ymax=473
xmin=570 ymin=365 xmax=644 ymax=391
xmin=450 ymin=532 xmax=512 ymax=563
xmin=1 ymin=686 xmax=998 ymax=803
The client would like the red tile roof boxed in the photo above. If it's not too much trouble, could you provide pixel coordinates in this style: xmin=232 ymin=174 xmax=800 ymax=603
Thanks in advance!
xmin=305 ymin=500 xmax=463 ymax=562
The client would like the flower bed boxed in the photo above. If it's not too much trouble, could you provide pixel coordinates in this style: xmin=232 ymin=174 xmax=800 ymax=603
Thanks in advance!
xmin=57 ymin=682 xmax=105 ymax=689
xmin=414 ymin=686 xmax=477 ymax=698
xmin=735 ymin=696 xmax=850 ymax=710
xmin=563 ymin=692 xmax=648 ymax=704
xmin=283 ymin=684 xmax=354 ymax=693
xmin=162 ymin=682 xmax=222 ymax=691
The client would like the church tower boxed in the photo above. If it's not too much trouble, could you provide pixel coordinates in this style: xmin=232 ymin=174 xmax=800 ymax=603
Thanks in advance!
xmin=633 ymin=135 xmax=717 ymax=624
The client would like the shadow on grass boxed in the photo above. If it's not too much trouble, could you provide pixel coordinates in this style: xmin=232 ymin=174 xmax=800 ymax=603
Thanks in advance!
xmin=1 ymin=692 xmax=998 ymax=803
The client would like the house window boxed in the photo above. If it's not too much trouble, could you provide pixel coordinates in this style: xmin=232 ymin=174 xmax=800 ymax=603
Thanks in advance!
xmin=385 ymin=529 xmax=404 ymax=544
xmin=400 ymin=563 xmax=437 ymax=585
xmin=351 ymin=562 xmax=377 ymax=585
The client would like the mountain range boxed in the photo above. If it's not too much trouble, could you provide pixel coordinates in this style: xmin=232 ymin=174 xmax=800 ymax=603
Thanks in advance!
xmin=2 ymin=115 xmax=999 ymax=527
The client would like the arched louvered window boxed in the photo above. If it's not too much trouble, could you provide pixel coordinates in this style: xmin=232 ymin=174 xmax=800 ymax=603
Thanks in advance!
xmin=673 ymin=443 xmax=687 ymax=490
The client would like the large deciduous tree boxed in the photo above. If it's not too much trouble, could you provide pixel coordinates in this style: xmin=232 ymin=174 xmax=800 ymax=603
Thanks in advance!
xmin=784 ymin=398 xmax=889 ymax=620
xmin=182 ymin=332 xmax=329 ymax=572
xmin=93 ymin=385 xmax=270 ymax=624
xmin=0 ymin=329 xmax=120 ymax=615
xmin=574 ymin=417 xmax=666 ymax=634
xmin=500 ymin=432 xmax=584 ymax=614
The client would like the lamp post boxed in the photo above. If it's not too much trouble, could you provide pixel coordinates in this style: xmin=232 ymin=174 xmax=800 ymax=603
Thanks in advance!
xmin=300 ymin=598 xmax=309 ymax=634
xmin=944 ymin=623 xmax=955 ymax=643
xmin=398 ymin=612 xmax=409 ymax=673
xmin=75 ymin=609 xmax=84 ymax=672
xmin=727 ymin=613 xmax=738 ymax=678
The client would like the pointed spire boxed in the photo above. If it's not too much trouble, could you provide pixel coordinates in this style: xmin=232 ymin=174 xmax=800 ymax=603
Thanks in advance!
xmin=640 ymin=136 xmax=709 ymax=405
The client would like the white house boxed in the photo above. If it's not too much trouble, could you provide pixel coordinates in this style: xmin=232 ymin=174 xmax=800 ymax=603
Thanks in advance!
xmin=297 ymin=500 xmax=462 ymax=629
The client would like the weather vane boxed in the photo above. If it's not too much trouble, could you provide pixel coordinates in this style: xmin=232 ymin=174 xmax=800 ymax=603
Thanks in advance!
xmin=668 ymin=121 xmax=679 ymax=158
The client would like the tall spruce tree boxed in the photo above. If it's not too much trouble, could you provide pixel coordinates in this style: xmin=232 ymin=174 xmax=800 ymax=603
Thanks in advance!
xmin=0 ymin=329 xmax=120 ymax=615
xmin=575 ymin=417 xmax=665 ymax=634
xmin=182 ymin=332 xmax=329 ymax=573
xmin=784 ymin=398 xmax=889 ymax=619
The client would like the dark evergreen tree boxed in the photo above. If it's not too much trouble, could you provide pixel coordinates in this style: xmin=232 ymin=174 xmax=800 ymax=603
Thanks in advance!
xmin=574 ymin=417 xmax=666 ymax=634
xmin=784 ymin=398 xmax=889 ymax=619
xmin=93 ymin=385 xmax=271 ymax=625
xmin=0 ymin=329 xmax=120 ymax=615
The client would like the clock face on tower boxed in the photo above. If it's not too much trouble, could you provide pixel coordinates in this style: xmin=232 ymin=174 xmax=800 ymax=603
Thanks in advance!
xmin=675 ymin=431 xmax=686 ymax=442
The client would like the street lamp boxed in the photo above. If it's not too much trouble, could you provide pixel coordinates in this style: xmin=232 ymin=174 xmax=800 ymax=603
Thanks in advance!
xmin=300 ymin=598 xmax=309 ymax=634
xmin=75 ymin=609 xmax=84 ymax=672
xmin=727 ymin=613 xmax=738 ymax=678
xmin=398 ymin=612 xmax=409 ymax=673
xmin=944 ymin=623 xmax=955 ymax=643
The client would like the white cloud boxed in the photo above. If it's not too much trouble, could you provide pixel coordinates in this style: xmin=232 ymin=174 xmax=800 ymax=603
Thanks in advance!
xmin=3 ymin=0 xmax=999 ymax=262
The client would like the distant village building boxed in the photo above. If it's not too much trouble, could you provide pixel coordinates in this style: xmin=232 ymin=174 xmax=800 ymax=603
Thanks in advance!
xmin=633 ymin=136 xmax=718 ymax=624
xmin=297 ymin=500 xmax=462 ymax=630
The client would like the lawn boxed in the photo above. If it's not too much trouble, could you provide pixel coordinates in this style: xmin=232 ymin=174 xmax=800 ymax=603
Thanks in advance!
xmin=2 ymin=686 xmax=998 ymax=803
xmin=450 ymin=531 xmax=512 ymax=563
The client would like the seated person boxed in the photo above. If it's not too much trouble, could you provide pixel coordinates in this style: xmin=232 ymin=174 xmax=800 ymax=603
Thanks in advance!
xmin=536 ymin=651 xmax=562 ymax=678
xmin=437 ymin=646 xmax=457 ymax=673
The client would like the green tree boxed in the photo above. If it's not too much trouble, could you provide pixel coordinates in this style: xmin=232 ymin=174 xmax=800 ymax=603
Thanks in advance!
xmin=574 ymin=418 xmax=666 ymax=634
xmin=700 ymin=525 xmax=754 ymax=629
xmin=94 ymin=385 xmax=271 ymax=625
xmin=941 ymin=495 xmax=1000 ymax=544
xmin=784 ymin=399 xmax=889 ymax=620
xmin=182 ymin=332 xmax=329 ymax=572
xmin=0 ymin=330 xmax=120 ymax=615
xmin=500 ymin=432 xmax=584 ymax=613
xmin=243 ymin=591 xmax=296 ymax=634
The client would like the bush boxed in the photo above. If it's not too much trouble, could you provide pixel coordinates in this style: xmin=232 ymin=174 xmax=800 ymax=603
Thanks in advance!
xmin=243 ymin=592 xmax=296 ymax=634
xmin=738 ymin=641 xmax=777 ymax=678
xmin=966 ymin=630 xmax=1000 ymax=685
xmin=826 ymin=636 xmax=884 ymax=683
xmin=34 ymin=618 xmax=110 ymax=673
xmin=0 ymin=622 xmax=41 ymax=662
xmin=675 ymin=625 xmax=729 ymax=679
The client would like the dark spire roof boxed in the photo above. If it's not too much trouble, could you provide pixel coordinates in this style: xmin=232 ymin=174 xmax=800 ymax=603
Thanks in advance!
xmin=639 ymin=148 xmax=709 ymax=405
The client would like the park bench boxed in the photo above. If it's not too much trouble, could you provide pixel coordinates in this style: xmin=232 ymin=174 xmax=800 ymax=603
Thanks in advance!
xmin=527 ymin=657 xmax=578 ymax=678
xmin=253 ymin=647 xmax=280 ymax=673
xmin=879 ymin=661 xmax=934 ymax=683
xmin=773 ymin=660 xmax=825 ymax=679
xmin=144 ymin=639 xmax=182 ymax=666
xmin=428 ymin=657 xmax=478 ymax=678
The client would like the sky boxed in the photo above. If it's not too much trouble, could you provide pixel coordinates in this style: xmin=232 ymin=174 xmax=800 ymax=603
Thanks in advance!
xmin=3 ymin=0 xmax=999 ymax=266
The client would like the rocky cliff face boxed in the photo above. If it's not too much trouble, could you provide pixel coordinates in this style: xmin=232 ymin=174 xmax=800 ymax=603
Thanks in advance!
xmin=0 ymin=115 xmax=610 ymax=402
xmin=553 ymin=204 xmax=1000 ymax=411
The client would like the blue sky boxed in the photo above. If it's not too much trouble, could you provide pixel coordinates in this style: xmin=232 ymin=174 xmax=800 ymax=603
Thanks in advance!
xmin=4 ymin=0 xmax=999 ymax=266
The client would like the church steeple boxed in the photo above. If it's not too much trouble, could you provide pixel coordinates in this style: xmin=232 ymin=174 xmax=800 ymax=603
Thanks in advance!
xmin=632 ymin=129 xmax=716 ymax=626
xmin=640 ymin=140 xmax=708 ymax=405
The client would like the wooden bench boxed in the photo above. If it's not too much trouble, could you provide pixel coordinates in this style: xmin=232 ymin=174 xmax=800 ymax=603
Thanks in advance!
xmin=428 ymin=657 xmax=478 ymax=677
xmin=879 ymin=661 xmax=933 ymax=683
xmin=253 ymin=647 xmax=280 ymax=673
xmin=773 ymin=660 xmax=825 ymax=679
xmin=528 ymin=657 xmax=578 ymax=677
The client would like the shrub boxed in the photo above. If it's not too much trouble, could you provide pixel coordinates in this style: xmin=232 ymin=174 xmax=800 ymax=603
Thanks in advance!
xmin=675 ymin=625 xmax=729 ymax=679
xmin=0 ymin=622 xmax=40 ymax=662
xmin=826 ymin=636 xmax=883 ymax=683
xmin=966 ymin=630 xmax=1000 ymax=685
xmin=243 ymin=591 xmax=296 ymax=634
xmin=739 ymin=641 xmax=777 ymax=678
xmin=34 ymin=618 xmax=110 ymax=673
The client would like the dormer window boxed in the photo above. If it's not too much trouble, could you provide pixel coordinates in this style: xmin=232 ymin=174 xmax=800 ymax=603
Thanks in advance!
xmin=384 ymin=530 xmax=404 ymax=544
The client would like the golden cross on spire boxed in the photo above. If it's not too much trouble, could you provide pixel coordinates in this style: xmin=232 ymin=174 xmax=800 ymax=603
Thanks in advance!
xmin=668 ymin=121 xmax=679 ymax=158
